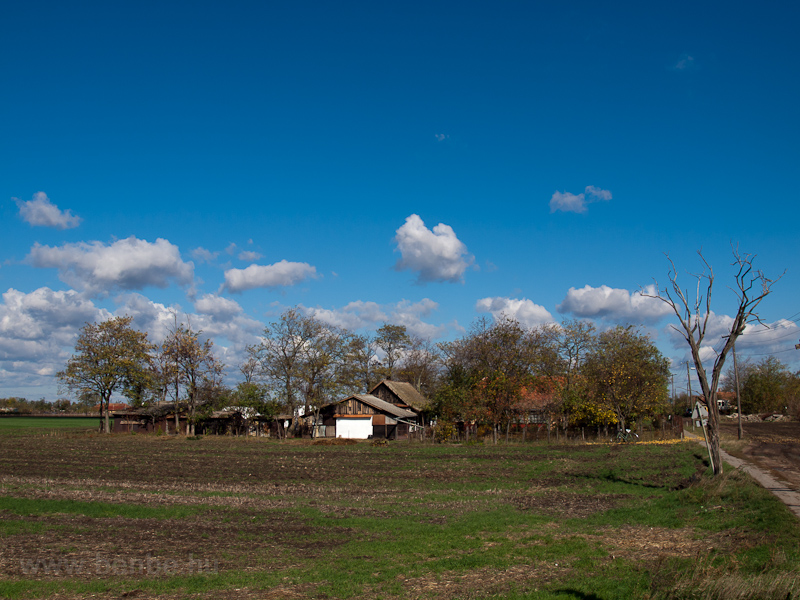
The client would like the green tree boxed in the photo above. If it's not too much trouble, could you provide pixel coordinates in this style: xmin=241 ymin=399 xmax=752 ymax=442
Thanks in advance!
xmin=58 ymin=316 xmax=155 ymax=433
xmin=582 ymin=326 xmax=670 ymax=431
xmin=739 ymin=356 xmax=793 ymax=414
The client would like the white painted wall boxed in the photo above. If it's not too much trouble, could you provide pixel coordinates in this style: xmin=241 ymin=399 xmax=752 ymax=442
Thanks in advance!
xmin=336 ymin=416 xmax=373 ymax=439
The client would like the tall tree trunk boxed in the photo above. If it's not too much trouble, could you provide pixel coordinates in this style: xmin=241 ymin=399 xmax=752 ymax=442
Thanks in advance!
xmin=102 ymin=397 xmax=111 ymax=434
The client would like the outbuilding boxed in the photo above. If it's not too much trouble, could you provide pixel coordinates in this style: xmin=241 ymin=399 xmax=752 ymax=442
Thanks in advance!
xmin=316 ymin=394 xmax=418 ymax=439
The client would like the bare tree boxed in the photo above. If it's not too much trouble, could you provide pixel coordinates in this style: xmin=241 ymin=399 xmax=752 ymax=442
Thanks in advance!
xmin=643 ymin=247 xmax=782 ymax=475
xmin=374 ymin=324 xmax=411 ymax=380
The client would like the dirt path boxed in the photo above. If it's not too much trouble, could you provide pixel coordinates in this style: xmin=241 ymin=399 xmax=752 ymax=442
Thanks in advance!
xmin=686 ymin=427 xmax=800 ymax=519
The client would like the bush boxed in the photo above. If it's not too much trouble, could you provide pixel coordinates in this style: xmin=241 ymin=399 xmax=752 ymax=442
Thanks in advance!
xmin=433 ymin=422 xmax=455 ymax=443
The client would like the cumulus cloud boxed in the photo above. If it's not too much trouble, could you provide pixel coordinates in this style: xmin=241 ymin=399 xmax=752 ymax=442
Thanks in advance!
xmin=301 ymin=298 xmax=447 ymax=339
xmin=394 ymin=214 xmax=474 ymax=284
xmin=223 ymin=260 xmax=317 ymax=293
xmin=191 ymin=247 xmax=219 ymax=264
xmin=112 ymin=293 xmax=262 ymax=383
xmin=557 ymin=284 xmax=672 ymax=323
xmin=0 ymin=287 xmax=105 ymax=345
xmin=0 ymin=287 xmax=108 ymax=392
xmin=666 ymin=314 xmax=800 ymax=362
xmin=15 ymin=192 xmax=82 ymax=229
xmin=27 ymin=237 xmax=194 ymax=295
xmin=476 ymin=297 xmax=554 ymax=328
xmin=113 ymin=293 xmax=178 ymax=344
xmin=238 ymin=251 xmax=262 ymax=262
xmin=549 ymin=186 xmax=612 ymax=214
xmin=194 ymin=294 xmax=243 ymax=319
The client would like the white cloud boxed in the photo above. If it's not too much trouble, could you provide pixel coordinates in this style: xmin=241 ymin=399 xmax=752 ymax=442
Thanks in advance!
xmin=666 ymin=314 xmax=800 ymax=361
xmin=238 ymin=250 xmax=262 ymax=262
xmin=549 ymin=186 xmax=612 ymax=214
xmin=113 ymin=293 xmax=177 ymax=345
xmin=191 ymin=247 xmax=219 ymax=263
xmin=301 ymin=298 xmax=447 ymax=339
xmin=27 ymin=237 xmax=194 ymax=295
xmin=194 ymin=294 xmax=243 ymax=319
xmin=113 ymin=293 xmax=262 ymax=384
xmin=394 ymin=214 xmax=474 ymax=284
xmin=0 ymin=287 xmax=105 ymax=345
xmin=557 ymin=284 xmax=672 ymax=323
xmin=0 ymin=287 xmax=108 ymax=392
xmin=476 ymin=297 xmax=554 ymax=328
xmin=14 ymin=192 xmax=82 ymax=229
xmin=223 ymin=260 xmax=317 ymax=293
xmin=303 ymin=301 xmax=388 ymax=331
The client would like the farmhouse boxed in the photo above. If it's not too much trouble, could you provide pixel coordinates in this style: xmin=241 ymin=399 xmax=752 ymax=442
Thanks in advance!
xmin=315 ymin=394 xmax=418 ymax=439
xmin=369 ymin=380 xmax=430 ymax=416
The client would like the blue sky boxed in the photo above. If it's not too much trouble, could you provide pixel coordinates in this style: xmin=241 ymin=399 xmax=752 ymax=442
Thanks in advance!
xmin=2 ymin=0 xmax=799 ymax=400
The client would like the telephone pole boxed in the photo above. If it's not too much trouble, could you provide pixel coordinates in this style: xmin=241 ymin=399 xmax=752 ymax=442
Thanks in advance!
xmin=733 ymin=342 xmax=743 ymax=440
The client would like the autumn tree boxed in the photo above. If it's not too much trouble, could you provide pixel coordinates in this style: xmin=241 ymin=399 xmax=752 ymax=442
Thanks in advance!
xmin=162 ymin=322 xmax=224 ymax=435
xmin=732 ymin=356 xmax=799 ymax=414
xmin=643 ymin=248 xmax=782 ymax=475
xmin=436 ymin=317 xmax=537 ymax=443
xmin=58 ymin=316 xmax=155 ymax=433
xmin=582 ymin=326 xmax=670 ymax=431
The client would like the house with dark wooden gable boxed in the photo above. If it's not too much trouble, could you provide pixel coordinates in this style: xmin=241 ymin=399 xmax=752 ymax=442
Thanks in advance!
xmin=315 ymin=394 xmax=418 ymax=439
xmin=369 ymin=380 xmax=430 ymax=417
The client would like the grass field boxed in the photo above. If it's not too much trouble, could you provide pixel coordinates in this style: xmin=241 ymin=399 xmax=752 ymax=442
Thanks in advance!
xmin=0 ymin=417 xmax=98 ymax=430
xmin=0 ymin=430 xmax=798 ymax=600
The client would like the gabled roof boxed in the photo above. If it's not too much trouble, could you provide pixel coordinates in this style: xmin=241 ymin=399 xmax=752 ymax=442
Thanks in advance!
xmin=337 ymin=394 xmax=417 ymax=419
xmin=369 ymin=380 xmax=430 ymax=411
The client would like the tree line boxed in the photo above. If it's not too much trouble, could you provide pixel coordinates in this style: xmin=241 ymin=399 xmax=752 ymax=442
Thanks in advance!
xmin=721 ymin=356 xmax=800 ymax=415
xmin=57 ymin=309 xmax=682 ymax=437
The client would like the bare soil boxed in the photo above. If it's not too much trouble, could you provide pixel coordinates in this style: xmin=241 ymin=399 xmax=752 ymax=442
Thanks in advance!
xmin=719 ymin=419 xmax=800 ymax=489
xmin=0 ymin=429 xmax=785 ymax=599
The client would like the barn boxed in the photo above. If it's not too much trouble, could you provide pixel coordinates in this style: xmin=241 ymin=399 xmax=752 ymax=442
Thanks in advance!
xmin=316 ymin=394 xmax=418 ymax=439
xmin=369 ymin=380 xmax=430 ymax=416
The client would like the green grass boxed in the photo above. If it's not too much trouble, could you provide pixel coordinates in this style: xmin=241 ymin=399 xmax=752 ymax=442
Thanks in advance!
xmin=0 ymin=496 xmax=202 ymax=520
xmin=0 ymin=417 xmax=98 ymax=430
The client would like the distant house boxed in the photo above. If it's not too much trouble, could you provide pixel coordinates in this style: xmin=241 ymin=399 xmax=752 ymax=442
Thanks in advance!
xmin=111 ymin=402 xmax=185 ymax=434
xmin=315 ymin=394 xmax=418 ymax=439
xmin=369 ymin=380 xmax=430 ymax=416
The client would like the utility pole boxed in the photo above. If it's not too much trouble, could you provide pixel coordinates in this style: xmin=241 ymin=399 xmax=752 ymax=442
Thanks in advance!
xmin=733 ymin=342 xmax=743 ymax=440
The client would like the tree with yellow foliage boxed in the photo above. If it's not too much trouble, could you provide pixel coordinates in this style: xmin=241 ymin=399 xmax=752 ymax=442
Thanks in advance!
xmin=582 ymin=325 xmax=669 ymax=432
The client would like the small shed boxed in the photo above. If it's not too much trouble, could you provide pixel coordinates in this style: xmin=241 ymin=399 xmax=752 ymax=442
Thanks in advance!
xmin=111 ymin=402 xmax=188 ymax=434
xmin=316 ymin=394 xmax=418 ymax=439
